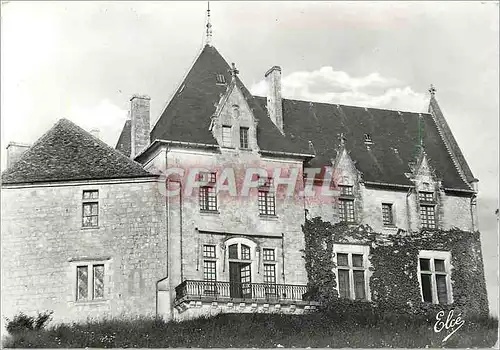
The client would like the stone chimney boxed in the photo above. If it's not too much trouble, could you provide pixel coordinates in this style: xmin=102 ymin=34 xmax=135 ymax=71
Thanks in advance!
xmin=6 ymin=142 xmax=31 ymax=168
xmin=90 ymin=128 xmax=100 ymax=139
xmin=265 ymin=66 xmax=283 ymax=134
xmin=130 ymin=94 xmax=151 ymax=159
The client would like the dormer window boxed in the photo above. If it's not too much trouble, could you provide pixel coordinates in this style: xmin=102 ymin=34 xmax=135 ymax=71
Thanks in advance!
xmin=419 ymin=191 xmax=434 ymax=203
xmin=339 ymin=185 xmax=354 ymax=197
xmin=216 ymin=74 xmax=226 ymax=85
xmin=419 ymin=191 xmax=436 ymax=229
xmin=338 ymin=185 xmax=355 ymax=223
xmin=240 ymin=127 xmax=249 ymax=149
xmin=222 ymin=126 xmax=232 ymax=147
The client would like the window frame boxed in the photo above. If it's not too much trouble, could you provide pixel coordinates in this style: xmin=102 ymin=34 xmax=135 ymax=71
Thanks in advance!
xmin=82 ymin=190 xmax=99 ymax=228
xmin=420 ymin=204 xmax=436 ymax=229
xmin=382 ymin=203 xmax=394 ymax=226
xmin=202 ymin=244 xmax=218 ymax=295
xmin=417 ymin=250 xmax=453 ymax=305
xmin=74 ymin=261 xmax=107 ymax=302
xmin=333 ymin=244 xmax=370 ymax=301
xmin=258 ymin=177 xmax=276 ymax=216
xmin=216 ymin=74 xmax=226 ymax=85
xmin=199 ymin=172 xmax=218 ymax=212
xmin=262 ymin=248 xmax=276 ymax=262
xmin=338 ymin=198 xmax=355 ymax=223
xmin=338 ymin=185 xmax=355 ymax=223
xmin=262 ymin=248 xmax=277 ymax=295
xmin=418 ymin=191 xmax=437 ymax=229
xmin=222 ymin=125 xmax=232 ymax=147
xmin=239 ymin=127 xmax=249 ymax=149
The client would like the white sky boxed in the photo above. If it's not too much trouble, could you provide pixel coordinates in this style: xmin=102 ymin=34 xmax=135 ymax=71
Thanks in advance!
xmin=1 ymin=1 xmax=498 ymax=315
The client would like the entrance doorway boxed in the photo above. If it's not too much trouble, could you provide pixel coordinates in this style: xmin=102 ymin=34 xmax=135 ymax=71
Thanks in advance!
xmin=229 ymin=262 xmax=252 ymax=298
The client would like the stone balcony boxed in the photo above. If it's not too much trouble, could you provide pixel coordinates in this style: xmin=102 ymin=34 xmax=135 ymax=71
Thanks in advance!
xmin=173 ymin=280 xmax=319 ymax=320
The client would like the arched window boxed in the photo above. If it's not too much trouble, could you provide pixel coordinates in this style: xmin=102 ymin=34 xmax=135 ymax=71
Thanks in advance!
xmin=227 ymin=243 xmax=252 ymax=261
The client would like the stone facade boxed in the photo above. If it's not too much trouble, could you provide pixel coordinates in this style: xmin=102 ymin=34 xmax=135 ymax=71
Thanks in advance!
xmin=306 ymin=148 xmax=475 ymax=233
xmin=1 ymin=45 xmax=483 ymax=325
xmin=1 ymin=178 xmax=166 ymax=324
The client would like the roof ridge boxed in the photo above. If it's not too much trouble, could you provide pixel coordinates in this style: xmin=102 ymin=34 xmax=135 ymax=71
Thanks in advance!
xmin=2 ymin=118 xmax=152 ymax=184
xmin=64 ymin=118 xmax=147 ymax=171
xmin=1 ymin=118 xmax=64 ymax=175
xmin=254 ymin=94 xmax=431 ymax=115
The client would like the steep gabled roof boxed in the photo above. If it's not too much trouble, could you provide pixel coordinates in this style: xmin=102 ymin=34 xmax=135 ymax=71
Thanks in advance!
xmin=428 ymin=95 xmax=476 ymax=184
xmin=115 ymin=119 xmax=131 ymax=157
xmin=149 ymin=44 xmax=309 ymax=155
xmin=253 ymin=97 xmax=471 ymax=191
xmin=131 ymin=44 xmax=472 ymax=192
xmin=2 ymin=118 xmax=153 ymax=185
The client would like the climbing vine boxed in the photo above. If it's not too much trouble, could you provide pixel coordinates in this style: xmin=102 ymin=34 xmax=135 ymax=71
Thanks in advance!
xmin=302 ymin=216 xmax=489 ymax=317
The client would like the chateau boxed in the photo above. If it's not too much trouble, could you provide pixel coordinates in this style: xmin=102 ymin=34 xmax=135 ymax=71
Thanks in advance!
xmin=1 ymin=22 xmax=489 ymax=322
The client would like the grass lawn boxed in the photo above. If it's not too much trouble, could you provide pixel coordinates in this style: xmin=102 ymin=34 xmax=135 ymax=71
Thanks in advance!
xmin=2 ymin=312 xmax=498 ymax=348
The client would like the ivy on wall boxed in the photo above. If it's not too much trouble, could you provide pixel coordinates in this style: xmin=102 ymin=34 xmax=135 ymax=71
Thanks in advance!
xmin=302 ymin=216 xmax=489 ymax=317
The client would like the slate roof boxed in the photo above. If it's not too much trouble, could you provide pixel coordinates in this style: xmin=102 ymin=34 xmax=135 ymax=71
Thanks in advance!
xmin=2 ymin=118 xmax=154 ymax=184
xmin=122 ymin=44 xmax=473 ymax=192
xmin=115 ymin=119 xmax=131 ymax=157
xmin=253 ymin=97 xmax=471 ymax=190
xmin=148 ymin=44 xmax=309 ymax=155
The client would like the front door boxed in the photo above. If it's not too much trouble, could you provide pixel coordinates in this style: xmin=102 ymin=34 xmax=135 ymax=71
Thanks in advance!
xmin=229 ymin=262 xmax=252 ymax=298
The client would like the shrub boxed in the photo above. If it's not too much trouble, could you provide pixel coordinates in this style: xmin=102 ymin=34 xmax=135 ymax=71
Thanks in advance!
xmin=5 ymin=311 xmax=53 ymax=334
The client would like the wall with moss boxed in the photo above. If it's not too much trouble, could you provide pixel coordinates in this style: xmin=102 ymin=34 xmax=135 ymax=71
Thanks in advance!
xmin=302 ymin=216 xmax=489 ymax=317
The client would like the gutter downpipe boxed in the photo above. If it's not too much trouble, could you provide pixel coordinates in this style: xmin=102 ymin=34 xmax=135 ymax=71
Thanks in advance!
xmin=406 ymin=187 xmax=413 ymax=232
xmin=156 ymin=152 xmax=171 ymax=319
xmin=470 ymin=194 xmax=477 ymax=231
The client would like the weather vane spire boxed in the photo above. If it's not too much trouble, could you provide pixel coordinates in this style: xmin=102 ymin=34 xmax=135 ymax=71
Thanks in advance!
xmin=429 ymin=84 xmax=436 ymax=97
xmin=206 ymin=1 xmax=213 ymax=46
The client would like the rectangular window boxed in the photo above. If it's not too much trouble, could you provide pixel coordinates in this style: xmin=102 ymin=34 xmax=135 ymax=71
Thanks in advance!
xmin=334 ymin=246 xmax=369 ymax=301
xmin=338 ymin=269 xmax=350 ymax=298
xmin=202 ymin=243 xmax=217 ymax=295
xmin=419 ymin=191 xmax=436 ymax=229
xmin=258 ymin=177 xmax=275 ymax=216
xmin=420 ymin=205 xmax=436 ymax=229
xmin=339 ymin=185 xmax=353 ymax=196
xmin=216 ymin=74 xmax=226 ymax=85
xmin=199 ymin=173 xmax=217 ymax=212
xmin=264 ymin=264 xmax=277 ymax=295
xmin=258 ymin=191 xmax=276 ymax=216
xmin=353 ymin=270 xmax=366 ymax=300
xmin=240 ymin=127 xmax=249 ymax=149
xmin=263 ymin=248 xmax=276 ymax=261
xmin=76 ymin=266 xmax=88 ymax=300
xmin=382 ymin=203 xmax=394 ymax=226
xmin=82 ymin=190 xmax=99 ymax=227
xmin=76 ymin=263 xmax=105 ymax=301
xmin=222 ymin=126 xmax=232 ymax=147
xmin=83 ymin=190 xmax=98 ymax=200
xmin=93 ymin=264 xmax=104 ymax=299
xmin=203 ymin=245 xmax=216 ymax=259
xmin=339 ymin=198 xmax=355 ymax=222
xmin=418 ymin=251 xmax=452 ymax=305
xmin=203 ymin=260 xmax=217 ymax=295
xmin=419 ymin=191 xmax=434 ymax=202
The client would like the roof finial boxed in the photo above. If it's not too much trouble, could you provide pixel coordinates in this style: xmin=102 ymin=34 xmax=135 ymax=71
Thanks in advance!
xmin=206 ymin=1 xmax=213 ymax=46
xmin=229 ymin=62 xmax=239 ymax=79
xmin=429 ymin=84 xmax=436 ymax=97
xmin=339 ymin=132 xmax=346 ymax=147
